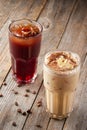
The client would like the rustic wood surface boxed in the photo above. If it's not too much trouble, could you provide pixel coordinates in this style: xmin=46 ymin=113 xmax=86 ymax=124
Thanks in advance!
xmin=0 ymin=0 xmax=87 ymax=130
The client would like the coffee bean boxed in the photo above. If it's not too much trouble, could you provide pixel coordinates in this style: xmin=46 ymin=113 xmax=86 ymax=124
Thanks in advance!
xmin=22 ymin=112 xmax=27 ymax=116
xmin=12 ymin=122 xmax=17 ymax=127
xmin=37 ymin=100 xmax=42 ymax=107
xmin=27 ymin=109 xmax=32 ymax=114
xmin=15 ymin=101 xmax=19 ymax=106
xmin=17 ymin=84 xmax=22 ymax=87
xmin=36 ymin=124 xmax=42 ymax=128
xmin=14 ymin=91 xmax=18 ymax=95
xmin=24 ymin=94 xmax=29 ymax=97
xmin=32 ymin=91 xmax=36 ymax=94
xmin=2 ymin=82 xmax=7 ymax=86
xmin=17 ymin=109 xmax=22 ymax=113
xmin=0 ymin=93 xmax=3 ymax=97
xmin=26 ymin=89 xmax=30 ymax=93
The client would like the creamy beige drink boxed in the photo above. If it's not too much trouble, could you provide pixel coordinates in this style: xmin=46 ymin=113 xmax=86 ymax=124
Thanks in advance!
xmin=43 ymin=51 xmax=80 ymax=119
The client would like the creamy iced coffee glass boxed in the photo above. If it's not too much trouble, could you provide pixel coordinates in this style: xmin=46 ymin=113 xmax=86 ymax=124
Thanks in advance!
xmin=43 ymin=51 xmax=80 ymax=119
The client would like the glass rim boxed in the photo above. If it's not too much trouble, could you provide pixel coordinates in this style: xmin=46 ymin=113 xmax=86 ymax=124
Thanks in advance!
xmin=9 ymin=18 xmax=43 ymax=39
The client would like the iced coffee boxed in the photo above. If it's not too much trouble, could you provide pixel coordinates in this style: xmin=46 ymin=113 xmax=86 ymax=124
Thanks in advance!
xmin=9 ymin=19 xmax=42 ymax=84
xmin=43 ymin=51 xmax=80 ymax=119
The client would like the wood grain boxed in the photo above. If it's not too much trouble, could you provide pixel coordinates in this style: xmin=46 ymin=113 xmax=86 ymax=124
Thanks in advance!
xmin=63 ymin=56 xmax=87 ymax=130
xmin=0 ymin=0 xmax=76 ymax=129
xmin=23 ymin=0 xmax=78 ymax=130
xmin=47 ymin=0 xmax=87 ymax=129
xmin=58 ymin=0 xmax=87 ymax=62
xmin=57 ymin=0 xmax=87 ymax=107
xmin=0 ymin=73 xmax=43 ymax=130
xmin=0 ymin=0 xmax=47 ymax=130
xmin=0 ymin=0 xmax=21 ymax=28
xmin=39 ymin=0 xmax=77 ymax=56
xmin=0 ymin=0 xmax=87 ymax=130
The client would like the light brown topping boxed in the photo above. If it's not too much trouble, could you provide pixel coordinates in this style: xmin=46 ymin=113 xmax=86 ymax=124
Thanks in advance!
xmin=46 ymin=52 xmax=78 ymax=71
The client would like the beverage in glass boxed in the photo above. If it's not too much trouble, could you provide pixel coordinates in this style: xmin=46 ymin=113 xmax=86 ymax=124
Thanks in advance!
xmin=9 ymin=19 xmax=42 ymax=84
xmin=43 ymin=51 xmax=80 ymax=119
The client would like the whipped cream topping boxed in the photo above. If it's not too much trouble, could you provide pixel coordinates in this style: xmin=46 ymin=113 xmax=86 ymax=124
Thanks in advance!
xmin=45 ymin=51 xmax=79 ymax=71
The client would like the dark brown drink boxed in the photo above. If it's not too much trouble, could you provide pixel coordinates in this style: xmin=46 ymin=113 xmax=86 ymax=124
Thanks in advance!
xmin=9 ymin=19 xmax=42 ymax=84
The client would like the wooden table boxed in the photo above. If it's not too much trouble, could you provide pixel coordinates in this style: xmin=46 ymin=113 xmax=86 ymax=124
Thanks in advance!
xmin=0 ymin=0 xmax=87 ymax=130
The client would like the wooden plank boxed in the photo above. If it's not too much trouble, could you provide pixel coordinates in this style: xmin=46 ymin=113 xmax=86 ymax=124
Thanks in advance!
xmin=38 ymin=0 xmax=77 ymax=61
xmin=47 ymin=119 xmax=65 ymax=130
xmin=2 ymin=0 xmax=86 ymax=129
xmin=63 ymin=56 xmax=87 ymax=130
xmin=23 ymin=0 xmax=77 ymax=130
xmin=22 ymin=84 xmax=50 ymax=130
xmin=0 ymin=0 xmax=47 ymax=87
xmin=47 ymin=0 xmax=87 ymax=129
xmin=0 ymin=73 xmax=43 ymax=130
xmin=0 ymin=0 xmax=21 ymax=28
xmin=58 ymin=0 xmax=87 ymax=63
xmin=57 ymin=0 xmax=87 ymax=106
xmin=10 ymin=0 xmax=46 ymax=20
xmin=0 ymin=0 xmax=47 ymax=130
xmin=0 ymin=0 xmax=76 ymax=129
xmin=23 ymin=83 xmax=65 ymax=130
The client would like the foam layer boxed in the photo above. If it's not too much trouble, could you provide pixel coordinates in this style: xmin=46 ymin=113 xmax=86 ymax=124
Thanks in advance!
xmin=45 ymin=51 xmax=79 ymax=71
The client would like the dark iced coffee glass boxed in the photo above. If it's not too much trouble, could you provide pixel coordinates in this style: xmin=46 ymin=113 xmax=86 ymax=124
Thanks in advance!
xmin=9 ymin=19 xmax=42 ymax=84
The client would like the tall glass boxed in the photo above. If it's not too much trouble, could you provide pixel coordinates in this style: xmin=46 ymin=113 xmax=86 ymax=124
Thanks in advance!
xmin=9 ymin=19 xmax=42 ymax=84
xmin=43 ymin=51 xmax=80 ymax=120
